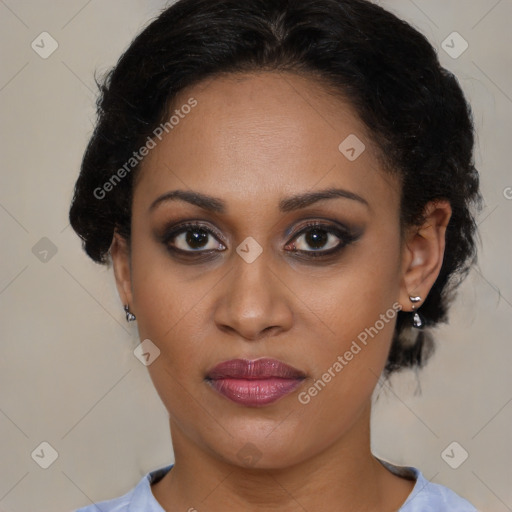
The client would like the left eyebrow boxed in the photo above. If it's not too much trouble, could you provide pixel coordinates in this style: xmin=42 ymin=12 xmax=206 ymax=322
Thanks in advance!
xmin=148 ymin=186 xmax=369 ymax=214
xmin=278 ymin=187 xmax=369 ymax=212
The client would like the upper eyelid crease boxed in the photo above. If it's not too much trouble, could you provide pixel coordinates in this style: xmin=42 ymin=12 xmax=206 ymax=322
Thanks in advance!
xmin=149 ymin=187 xmax=369 ymax=214
xmin=163 ymin=221 xmax=356 ymax=253
xmin=163 ymin=220 xmax=348 ymax=239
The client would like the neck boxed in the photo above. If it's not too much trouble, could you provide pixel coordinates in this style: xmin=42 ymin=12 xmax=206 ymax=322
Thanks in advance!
xmin=151 ymin=402 xmax=414 ymax=511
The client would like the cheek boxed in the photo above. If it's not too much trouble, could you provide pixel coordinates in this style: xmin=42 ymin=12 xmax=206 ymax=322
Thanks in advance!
xmin=294 ymin=234 xmax=402 ymax=413
xmin=128 ymin=233 xmax=201 ymax=384
xmin=129 ymin=224 xmax=199 ymax=337
xmin=292 ymin=286 xmax=400 ymax=453
xmin=299 ymin=279 xmax=399 ymax=397
xmin=309 ymin=233 xmax=402 ymax=341
xmin=131 ymin=261 xmax=211 ymax=371
xmin=130 ymin=262 xmax=214 ymax=424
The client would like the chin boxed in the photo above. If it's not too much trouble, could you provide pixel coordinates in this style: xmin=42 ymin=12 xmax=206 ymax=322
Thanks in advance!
xmin=209 ymin=427 xmax=311 ymax=470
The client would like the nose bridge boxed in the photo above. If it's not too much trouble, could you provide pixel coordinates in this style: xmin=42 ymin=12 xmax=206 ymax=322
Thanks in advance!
xmin=230 ymin=244 xmax=275 ymax=310
xmin=214 ymin=243 xmax=292 ymax=339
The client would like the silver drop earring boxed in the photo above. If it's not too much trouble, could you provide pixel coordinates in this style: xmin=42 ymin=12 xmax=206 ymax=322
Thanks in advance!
xmin=124 ymin=304 xmax=136 ymax=322
xmin=409 ymin=296 xmax=424 ymax=329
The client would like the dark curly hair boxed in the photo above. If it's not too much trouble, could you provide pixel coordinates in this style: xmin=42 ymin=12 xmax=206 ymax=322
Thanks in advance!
xmin=69 ymin=0 xmax=482 ymax=375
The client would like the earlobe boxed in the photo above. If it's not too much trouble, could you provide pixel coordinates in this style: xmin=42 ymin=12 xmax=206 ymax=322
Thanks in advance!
xmin=398 ymin=200 xmax=452 ymax=311
xmin=110 ymin=231 xmax=134 ymax=309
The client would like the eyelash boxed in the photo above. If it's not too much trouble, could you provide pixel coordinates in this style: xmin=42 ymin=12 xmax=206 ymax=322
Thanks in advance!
xmin=161 ymin=221 xmax=359 ymax=260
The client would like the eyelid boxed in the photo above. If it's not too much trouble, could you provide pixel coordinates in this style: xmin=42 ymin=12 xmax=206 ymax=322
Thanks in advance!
xmin=287 ymin=219 xmax=354 ymax=240
xmin=284 ymin=220 xmax=358 ymax=253
xmin=160 ymin=220 xmax=226 ymax=245
xmin=159 ymin=218 xmax=360 ymax=255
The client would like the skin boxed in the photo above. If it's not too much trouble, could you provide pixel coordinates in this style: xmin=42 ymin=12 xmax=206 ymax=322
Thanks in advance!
xmin=110 ymin=71 xmax=452 ymax=512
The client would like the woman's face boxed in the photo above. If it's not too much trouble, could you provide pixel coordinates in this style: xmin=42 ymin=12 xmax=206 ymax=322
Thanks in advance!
xmin=114 ymin=72 xmax=412 ymax=468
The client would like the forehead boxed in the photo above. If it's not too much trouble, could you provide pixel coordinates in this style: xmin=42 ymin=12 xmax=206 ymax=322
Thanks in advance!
xmin=135 ymin=71 xmax=398 ymax=214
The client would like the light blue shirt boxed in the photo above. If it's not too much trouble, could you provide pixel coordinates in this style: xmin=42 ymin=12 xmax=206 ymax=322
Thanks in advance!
xmin=74 ymin=461 xmax=478 ymax=511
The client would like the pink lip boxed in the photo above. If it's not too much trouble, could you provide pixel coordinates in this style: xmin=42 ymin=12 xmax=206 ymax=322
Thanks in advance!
xmin=206 ymin=358 xmax=306 ymax=407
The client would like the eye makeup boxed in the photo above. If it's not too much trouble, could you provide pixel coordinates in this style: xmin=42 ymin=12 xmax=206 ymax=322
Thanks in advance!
xmin=154 ymin=216 xmax=364 ymax=263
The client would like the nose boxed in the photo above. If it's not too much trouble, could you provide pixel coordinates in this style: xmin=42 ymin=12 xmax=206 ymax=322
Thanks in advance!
xmin=213 ymin=252 xmax=294 ymax=342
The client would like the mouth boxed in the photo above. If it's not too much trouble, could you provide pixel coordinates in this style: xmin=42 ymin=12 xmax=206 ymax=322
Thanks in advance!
xmin=205 ymin=358 xmax=306 ymax=407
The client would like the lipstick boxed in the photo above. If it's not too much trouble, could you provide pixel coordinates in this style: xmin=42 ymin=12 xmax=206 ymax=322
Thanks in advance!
xmin=205 ymin=358 xmax=306 ymax=407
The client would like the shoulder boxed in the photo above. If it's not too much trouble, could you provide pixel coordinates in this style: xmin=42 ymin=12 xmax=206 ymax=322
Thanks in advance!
xmin=378 ymin=458 xmax=478 ymax=512
xmin=74 ymin=491 xmax=132 ymax=512
xmin=73 ymin=465 xmax=173 ymax=512
xmin=399 ymin=467 xmax=479 ymax=511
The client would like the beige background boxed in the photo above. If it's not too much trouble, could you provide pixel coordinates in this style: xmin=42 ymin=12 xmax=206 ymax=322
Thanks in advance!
xmin=1 ymin=1 xmax=511 ymax=511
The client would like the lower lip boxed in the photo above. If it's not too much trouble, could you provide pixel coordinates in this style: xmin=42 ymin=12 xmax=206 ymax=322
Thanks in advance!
xmin=207 ymin=378 xmax=304 ymax=407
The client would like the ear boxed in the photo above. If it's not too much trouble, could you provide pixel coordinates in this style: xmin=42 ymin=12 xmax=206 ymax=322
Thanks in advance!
xmin=110 ymin=230 xmax=134 ymax=310
xmin=398 ymin=200 xmax=452 ymax=311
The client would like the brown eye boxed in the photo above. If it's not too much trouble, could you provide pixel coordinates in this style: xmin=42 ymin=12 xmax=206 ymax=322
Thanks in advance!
xmin=292 ymin=227 xmax=339 ymax=252
xmin=285 ymin=222 xmax=360 ymax=258
xmin=163 ymin=223 xmax=226 ymax=253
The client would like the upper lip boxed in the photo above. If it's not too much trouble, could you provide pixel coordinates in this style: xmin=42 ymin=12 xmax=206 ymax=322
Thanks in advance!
xmin=206 ymin=358 xmax=306 ymax=380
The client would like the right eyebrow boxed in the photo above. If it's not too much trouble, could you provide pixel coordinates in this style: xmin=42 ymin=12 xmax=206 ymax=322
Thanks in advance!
xmin=149 ymin=190 xmax=226 ymax=214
